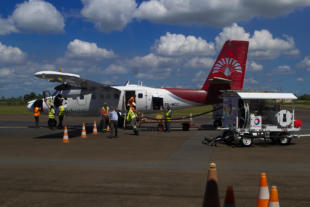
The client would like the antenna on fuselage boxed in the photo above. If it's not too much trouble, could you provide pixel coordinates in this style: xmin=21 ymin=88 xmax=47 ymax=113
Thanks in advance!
xmin=124 ymin=81 xmax=130 ymax=86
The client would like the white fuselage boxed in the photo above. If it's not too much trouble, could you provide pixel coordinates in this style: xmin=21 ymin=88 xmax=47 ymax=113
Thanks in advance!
xmin=27 ymin=84 xmax=203 ymax=116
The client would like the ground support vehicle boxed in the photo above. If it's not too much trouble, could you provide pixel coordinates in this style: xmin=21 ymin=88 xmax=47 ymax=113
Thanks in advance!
xmin=219 ymin=91 xmax=302 ymax=146
xmin=138 ymin=113 xmax=195 ymax=131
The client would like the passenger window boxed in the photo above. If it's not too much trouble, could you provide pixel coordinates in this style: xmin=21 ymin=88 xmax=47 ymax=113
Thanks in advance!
xmin=138 ymin=93 xmax=143 ymax=98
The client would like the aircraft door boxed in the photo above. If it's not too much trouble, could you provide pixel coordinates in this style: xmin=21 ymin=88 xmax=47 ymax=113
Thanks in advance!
xmin=136 ymin=90 xmax=147 ymax=112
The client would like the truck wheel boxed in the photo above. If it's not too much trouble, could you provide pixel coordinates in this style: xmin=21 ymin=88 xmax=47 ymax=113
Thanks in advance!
xmin=241 ymin=137 xmax=252 ymax=147
xmin=279 ymin=137 xmax=291 ymax=145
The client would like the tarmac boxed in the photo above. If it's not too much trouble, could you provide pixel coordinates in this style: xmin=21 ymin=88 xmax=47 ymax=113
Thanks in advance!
xmin=0 ymin=109 xmax=310 ymax=207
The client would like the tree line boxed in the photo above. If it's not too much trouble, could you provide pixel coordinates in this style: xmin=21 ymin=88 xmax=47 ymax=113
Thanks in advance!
xmin=0 ymin=92 xmax=43 ymax=105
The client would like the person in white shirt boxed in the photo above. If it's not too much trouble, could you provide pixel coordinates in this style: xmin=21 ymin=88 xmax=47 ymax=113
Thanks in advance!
xmin=109 ymin=106 xmax=119 ymax=138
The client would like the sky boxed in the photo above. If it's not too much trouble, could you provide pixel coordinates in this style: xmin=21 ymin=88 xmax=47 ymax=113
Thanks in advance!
xmin=0 ymin=0 xmax=310 ymax=98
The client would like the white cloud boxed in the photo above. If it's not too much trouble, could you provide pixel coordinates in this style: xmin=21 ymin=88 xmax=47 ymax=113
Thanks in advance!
xmin=297 ymin=56 xmax=310 ymax=71
xmin=105 ymin=64 xmax=128 ymax=74
xmin=185 ymin=57 xmax=214 ymax=69
xmin=0 ymin=42 xmax=26 ymax=64
xmin=0 ymin=17 xmax=17 ymax=35
xmin=130 ymin=53 xmax=179 ymax=68
xmin=192 ymin=70 xmax=209 ymax=87
xmin=135 ymin=0 xmax=310 ymax=27
xmin=245 ymin=78 xmax=258 ymax=84
xmin=152 ymin=32 xmax=215 ymax=57
xmin=81 ymin=0 xmax=137 ymax=32
xmin=215 ymin=23 xmax=299 ymax=59
xmin=273 ymin=65 xmax=295 ymax=74
xmin=11 ymin=0 xmax=65 ymax=33
xmin=0 ymin=68 xmax=12 ymax=77
xmin=297 ymin=77 xmax=304 ymax=82
xmin=247 ymin=61 xmax=263 ymax=72
xmin=66 ymin=39 xmax=116 ymax=59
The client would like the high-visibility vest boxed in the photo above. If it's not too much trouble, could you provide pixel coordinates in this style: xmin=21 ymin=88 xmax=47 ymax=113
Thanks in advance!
xmin=48 ymin=109 xmax=55 ymax=119
xmin=166 ymin=109 xmax=172 ymax=122
xmin=101 ymin=106 xmax=109 ymax=116
xmin=33 ymin=107 xmax=40 ymax=117
xmin=58 ymin=106 xmax=65 ymax=116
xmin=126 ymin=107 xmax=136 ymax=122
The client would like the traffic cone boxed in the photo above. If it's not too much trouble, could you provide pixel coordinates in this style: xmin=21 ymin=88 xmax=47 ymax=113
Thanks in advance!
xmin=257 ymin=172 xmax=269 ymax=207
xmin=224 ymin=186 xmax=235 ymax=207
xmin=202 ymin=162 xmax=220 ymax=207
xmin=268 ymin=186 xmax=280 ymax=207
xmin=93 ymin=121 xmax=98 ymax=135
xmin=81 ymin=123 xmax=87 ymax=138
xmin=63 ymin=126 xmax=69 ymax=144
xmin=107 ymin=125 xmax=111 ymax=132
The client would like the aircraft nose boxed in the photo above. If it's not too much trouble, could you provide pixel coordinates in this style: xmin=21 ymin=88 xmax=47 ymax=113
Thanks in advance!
xmin=27 ymin=100 xmax=36 ymax=111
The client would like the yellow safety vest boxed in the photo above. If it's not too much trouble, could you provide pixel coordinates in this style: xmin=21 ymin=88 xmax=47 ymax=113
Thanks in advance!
xmin=58 ymin=106 xmax=65 ymax=116
xmin=166 ymin=110 xmax=172 ymax=122
xmin=126 ymin=107 xmax=136 ymax=122
xmin=48 ymin=109 xmax=55 ymax=119
xmin=101 ymin=106 xmax=109 ymax=116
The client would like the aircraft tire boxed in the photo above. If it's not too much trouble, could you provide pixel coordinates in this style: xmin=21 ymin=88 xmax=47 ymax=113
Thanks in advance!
xmin=279 ymin=137 xmax=291 ymax=145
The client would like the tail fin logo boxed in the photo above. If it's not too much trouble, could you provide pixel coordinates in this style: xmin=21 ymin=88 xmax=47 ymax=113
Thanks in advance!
xmin=212 ymin=58 xmax=242 ymax=78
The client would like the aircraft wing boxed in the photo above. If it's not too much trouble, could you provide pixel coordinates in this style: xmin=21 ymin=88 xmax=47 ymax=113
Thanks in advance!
xmin=34 ymin=71 xmax=120 ymax=93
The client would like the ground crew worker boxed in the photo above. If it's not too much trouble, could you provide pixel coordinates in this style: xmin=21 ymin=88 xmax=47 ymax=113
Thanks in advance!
xmin=165 ymin=105 xmax=172 ymax=132
xmin=108 ymin=106 xmax=118 ymax=138
xmin=126 ymin=105 xmax=139 ymax=135
xmin=100 ymin=103 xmax=110 ymax=132
xmin=128 ymin=96 xmax=136 ymax=108
xmin=33 ymin=106 xmax=41 ymax=128
xmin=48 ymin=105 xmax=56 ymax=129
xmin=58 ymin=104 xmax=65 ymax=129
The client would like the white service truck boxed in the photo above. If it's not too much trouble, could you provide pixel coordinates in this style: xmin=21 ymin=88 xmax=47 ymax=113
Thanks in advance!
xmin=220 ymin=91 xmax=302 ymax=146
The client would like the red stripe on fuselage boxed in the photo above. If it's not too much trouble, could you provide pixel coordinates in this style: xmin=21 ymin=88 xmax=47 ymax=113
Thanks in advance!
xmin=164 ymin=88 xmax=207 ymax=104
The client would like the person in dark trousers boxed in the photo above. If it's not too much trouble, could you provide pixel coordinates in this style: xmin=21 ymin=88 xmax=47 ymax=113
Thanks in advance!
xmin=165 ymin=105 xmax=172 ymax=132
xmin=100 ymin=103 xmax=110 ymax=132
xmin=58 ymin=104 xmax=65 ymax=129
xmin=108 ymin=106 xmax=118 ymax=138
xmin=33 ymin=106 xmax=41 ymax=128
xmin=48 ymin=105 xmax=56 ymax=129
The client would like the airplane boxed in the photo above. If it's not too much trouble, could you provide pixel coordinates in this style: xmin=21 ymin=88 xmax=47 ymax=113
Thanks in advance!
xmin=27 ymin=40 xmax=249 ymax=124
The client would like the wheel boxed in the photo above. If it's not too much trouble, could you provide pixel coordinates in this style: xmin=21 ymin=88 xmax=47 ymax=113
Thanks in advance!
xmin=182 ymin=123 xmax=190 ymax=131
xmin=241 ymin=137 xmax=252 ymax=147
xmin=157 ymin=123 xmax=164 ymax=131
xmin=213 ymin=120 xmax=222 ymax=128
xmin=279 ymin=137 xmax=291 ymax=145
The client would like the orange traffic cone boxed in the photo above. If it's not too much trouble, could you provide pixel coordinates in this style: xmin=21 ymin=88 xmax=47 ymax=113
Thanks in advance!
xmin=268 ymin=186 xmax=280 ymax=207
xmin=63 ymin=126 xmax=69 ymax=144
xmin=107 ymin=125 xmax=111 ymax=132
xmin=257 ymin=172 xmax=269 ymax=207
xmin=81 ymin=123 xmax=87 ymax=138
xmin=202 ymin=162 xmax=220 ymax=207
xmin=93 ymin=121 xmax=98 ymax=135
xmin=224 ymin=186 xmax=235 ymax=207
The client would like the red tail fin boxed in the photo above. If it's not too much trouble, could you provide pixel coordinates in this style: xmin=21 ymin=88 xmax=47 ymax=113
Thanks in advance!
xmin=201 ymin=40 xmax=249 ymax=91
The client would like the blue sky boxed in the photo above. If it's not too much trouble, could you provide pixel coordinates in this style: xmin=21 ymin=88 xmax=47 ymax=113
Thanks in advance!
xmin=0 ymin=0 xmax=310 ymax=97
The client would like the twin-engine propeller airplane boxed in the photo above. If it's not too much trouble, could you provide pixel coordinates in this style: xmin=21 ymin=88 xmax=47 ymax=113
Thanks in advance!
xmin=27 ymin=40 xmax=249 ymax=117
